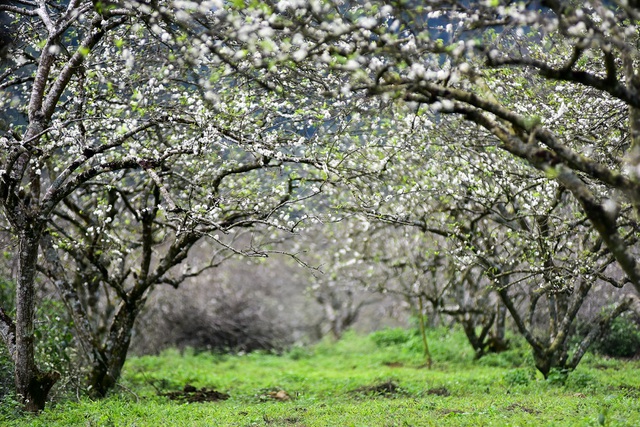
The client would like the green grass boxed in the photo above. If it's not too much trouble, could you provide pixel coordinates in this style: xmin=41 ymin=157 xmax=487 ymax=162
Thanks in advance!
xmin=3 ymin=328 xmax=640 ymax=426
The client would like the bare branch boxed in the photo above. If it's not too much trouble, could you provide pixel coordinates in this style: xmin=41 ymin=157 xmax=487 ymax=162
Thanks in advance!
xmin=0 ymin=4 xmax=37 ymax=15
xmin=141 ymin=166 xmax=183 ymax=213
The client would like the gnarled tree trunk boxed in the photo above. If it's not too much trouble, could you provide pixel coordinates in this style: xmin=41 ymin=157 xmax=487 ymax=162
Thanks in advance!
xmin=86 ymin=301 xmax=141 ymax=398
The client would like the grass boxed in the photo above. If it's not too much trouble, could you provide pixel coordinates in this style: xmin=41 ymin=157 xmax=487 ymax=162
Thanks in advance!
xmin=2 ymin=327 xmax=640 ymax=426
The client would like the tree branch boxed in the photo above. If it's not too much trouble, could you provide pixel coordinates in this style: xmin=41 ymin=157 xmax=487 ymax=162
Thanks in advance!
xmin=42 ymin=15 xmax=127 ymax=119
xmin=0 ymin=4 xmax=37 ymax=15
xmin=486 ymin=55 xmax=638 ymax=108
xmin=455 ymin=104 xmax=640 ymax=291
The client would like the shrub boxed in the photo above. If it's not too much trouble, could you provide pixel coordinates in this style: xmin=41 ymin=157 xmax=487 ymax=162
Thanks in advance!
xmin=476 ymin=336 xmax=530 ymax=368
xmin=503 ymin=368 xmax=534 ymax=386
xmin=170 ymin=298 xmax=288 ymax=353
xmin=134 ymin=283 xmax=294 ymax=354
xmin=591 ymin=313 xmax=640 ymax=358
xmin=369 ymin=328 xmax=415 ymax=347
xmin=131 ymin=259 xmax=319 ymax=355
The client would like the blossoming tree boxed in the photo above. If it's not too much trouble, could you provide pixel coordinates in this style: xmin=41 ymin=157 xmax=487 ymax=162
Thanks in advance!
xmin=0 ymin=0 xmax=349 ymax=409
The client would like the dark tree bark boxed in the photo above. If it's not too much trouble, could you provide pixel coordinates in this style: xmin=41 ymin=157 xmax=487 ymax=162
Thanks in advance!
xmin=13 ymin=226 xmax=59 ymax=411
xmin=86 ymin=301 xmax=141 ymax=398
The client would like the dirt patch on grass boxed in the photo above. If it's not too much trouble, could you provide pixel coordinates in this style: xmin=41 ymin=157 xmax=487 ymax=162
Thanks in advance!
xmin=615 ymin=384 xmax=640 ymax=398
xmin=593 ymin=363 xmax=620 ymax=370
xmin=383 ymin=361 xmax=404 ymax=368
xmin=262 ymin=415 xmax=303 ymax=425
xmin=506 ymin=403 xmax=540 ymax=414
xmin=256 ymin=388 xmax=293 ymax=402
xmin=162 ymin=384 xmax=230 ymax=403
xmin=350 ymin=380 xmax=405 ymax=398
xmin=426 ymin=386 xmax=450 ymax=397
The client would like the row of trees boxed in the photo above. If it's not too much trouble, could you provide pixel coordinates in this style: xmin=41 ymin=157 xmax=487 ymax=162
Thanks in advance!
xmin=2 ymin=0 xmax=640 ymax=411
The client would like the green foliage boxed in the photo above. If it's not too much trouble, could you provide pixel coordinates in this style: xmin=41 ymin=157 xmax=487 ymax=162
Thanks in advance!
xmin=0 ymin=393 xmax=21 ymax=421
xmin=0 ymin=277 xmax=14 ymax=310
xmin=477 ymin=349 xmax=527 ymax=369
xmin=0 ymin=277 xmax=80 ymax=400
xmin=503 ymin=368 xmax=534 ymax=386
xmin=592 ymin=313 xmax=640 ymax=358
xmin=368 ymin=327 xmax=475 ymax=366
xmin=369 ymin=328 xmax=417 ymax=347
xmin=33 ymin=299 xmax=79 ymax=390
xmin=476 ymin=335 xmax=532 ymax=369
xmin=546 ymin=368 xmax=570 ymax=386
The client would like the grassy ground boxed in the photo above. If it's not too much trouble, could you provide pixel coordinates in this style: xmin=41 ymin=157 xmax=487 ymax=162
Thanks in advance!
xmin=2 ymin=328 xmax=640 ymax=426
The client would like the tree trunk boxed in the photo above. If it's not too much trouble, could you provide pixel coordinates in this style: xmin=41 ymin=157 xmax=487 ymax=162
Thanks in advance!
xmin=532 ymin=350 xmax=554 ymax=379
xmin=87 ymin=301 xmax=140 ymax=398
xmin=15 ymin=228 xmax=59 ymax=411
xmin=491 ymin=301 xmax=508 ymax=349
